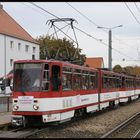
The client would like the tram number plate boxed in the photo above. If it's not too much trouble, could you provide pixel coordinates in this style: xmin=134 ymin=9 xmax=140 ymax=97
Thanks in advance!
xmin=18 ymin=96 xmax=33 ymax=104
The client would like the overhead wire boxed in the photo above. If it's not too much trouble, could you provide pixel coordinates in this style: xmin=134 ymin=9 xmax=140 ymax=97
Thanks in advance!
xmin=22 ymin=2 xmax=52 ymax=18
xmin=30 ymin=2 xmax=107 ymax=47
xmin=30 ymin=1 xmax=136 ymax=58
xmin=124 ymin=2 xmax=140 ymax=25
xmin=66 ymin=2 xmax=140 ymax=50
xmin=112 ymin=48 xmax=135 ymax=60
xmin=23 ymin=2 xmax=138 ymax=53
xmin=66 ymin=2 xmax=137 ymax=61
xmin=66 ymin=2 xmax=108 ymax=33
xmin=134 ymin=2 xmax=140 ymax=13
xmin=28 ymin=2 xmax=137 ymax=61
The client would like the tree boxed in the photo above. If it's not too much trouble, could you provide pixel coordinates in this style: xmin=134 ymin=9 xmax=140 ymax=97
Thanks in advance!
xmin=132 ymin=66 xmax=140 ymax=76
xmin=123 ymin=66 xmax=134 ymax=75
xmin=36 ymin=35 xmax=86 ymax=65
xmin=113 ymin=64 xmax=140 ymax=76
xmin=113 ymin=65 xmax=123 ymax=73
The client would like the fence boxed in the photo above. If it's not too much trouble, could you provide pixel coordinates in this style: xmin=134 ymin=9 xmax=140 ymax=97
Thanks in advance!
xmin=0 ymin=95 xmax=12 ymax=113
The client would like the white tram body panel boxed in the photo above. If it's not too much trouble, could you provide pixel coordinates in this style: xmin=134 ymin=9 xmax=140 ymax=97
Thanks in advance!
xmin=12 ymin=93 xmax=99 ymax=123
xmin=119 ymin=90 xmax=138 ymax=103
xmin=134 ymin=89 xmax=140 ymax=99
xmin=99 ymin=91 xmax=119 ymax=109
xmin=13 ymin=93 xmax=99 ymax=112
xmin=119 ymin=91 xmax=129 ymax=103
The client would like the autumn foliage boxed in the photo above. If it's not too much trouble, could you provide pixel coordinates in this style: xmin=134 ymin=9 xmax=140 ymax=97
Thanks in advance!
xmin=113 ymin=65 xmax=140 ymax=76
xmin=36 ymin=35 xmax=86 ymax=65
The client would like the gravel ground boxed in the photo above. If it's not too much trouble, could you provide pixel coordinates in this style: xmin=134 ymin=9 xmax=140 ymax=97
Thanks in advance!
xmin=42 ymin=99 xmax=140 ymax=138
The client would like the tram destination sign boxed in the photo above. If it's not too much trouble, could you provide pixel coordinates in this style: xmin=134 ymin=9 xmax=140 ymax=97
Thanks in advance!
xmin=18 ymin=96 xmax=33 ymax=104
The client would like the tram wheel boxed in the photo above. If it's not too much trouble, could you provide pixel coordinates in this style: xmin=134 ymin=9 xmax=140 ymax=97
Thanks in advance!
xmin=74 ymin=108 xmax=86 ymax=118
xmin=128 ymin=97 xmax=131 ymax=103
xmin=109 ymin=101 xmax=118 ymax=109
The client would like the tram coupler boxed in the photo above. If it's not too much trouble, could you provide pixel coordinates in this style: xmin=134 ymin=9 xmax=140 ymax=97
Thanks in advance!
xmin=11 ymin=115 xmax=25 ymax=127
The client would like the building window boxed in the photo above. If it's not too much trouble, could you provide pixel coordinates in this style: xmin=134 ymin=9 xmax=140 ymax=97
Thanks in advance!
xmin=33 ymin=47 xmax=36 ymax=53
xmin=25 ymin=45 xmax=29 ymax=52
xmin=10 ymin=59 xmax=13 ymax=67
xmin=32 ymin=54 xmax=35 ymax=60
xmin=18 ymin=43 xmax=21 ymax=51
xmin=10 ymin=41 xmax=13 ymax=49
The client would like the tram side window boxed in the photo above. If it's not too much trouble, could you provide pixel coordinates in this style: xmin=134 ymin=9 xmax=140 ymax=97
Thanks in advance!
xmin=122 ymin=77 xmax=125 ymax=88
xmin=73 ymin=69 xmax=82 ymax=90
xmin=126 ymin=80 xmax=129 ymax=88
xmin=62 ymin=67 xmax=72 ymax=90
xmin=103 ymin=77 xmax=107 ymax=89
xmin=118 ymin=77 xmax=122 ymax=88
xmin=130 ymin=80 xmax=132 ymax=88
xmin=109 ymin=77 xmax=114 ymax=89
xmin=89 ymin=72 xmax=96 ymax=89
xmin=136 ymin=81 xmax=138 ymax=88
xmin=138 ymin=80 xmax=140 ymax=88
xmin=82 ymin=71 xmax=89 ymax=90
xmin=117 ymin=79 xmax=121 ymax=88
xmin=129 ymin=80 xmax=132 ymax=88
xmin=115 ymin=76 xmax=120 ymax=88
xmin=42 ymin=64 xmax=49 ymax=91
xmin=127 ymin=79 xmax=132 ymax=88
xmin=137 ymin=80 xmax=140 ymax=88
xmin=103 ymin=75 xmax=110 ymax=89
xmin=126 ymin=79 xmax=132 ymax=88
xmin=95 ymin=72 xmax=98 ymax=88
xmin=112 ymin=76 xmax=118 ymax=88
xmin=114 ymin=77 xmax=117 ymax=88
xmin=52 ymin=65 xmax=61 ymax=91
xmin=131 ymin=80 xmax=133 ymax=88
xmin=103 ymin=74 xmax=116 ymax=89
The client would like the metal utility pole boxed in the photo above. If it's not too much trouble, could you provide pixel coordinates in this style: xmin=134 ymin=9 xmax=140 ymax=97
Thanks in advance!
xmin=97 ymin=25 xmax=123 ymax=70
xmin=108 ymin=29 xmax=112 ymax=70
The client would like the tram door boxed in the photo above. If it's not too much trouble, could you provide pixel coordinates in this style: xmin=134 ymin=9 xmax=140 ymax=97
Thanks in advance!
xmin=51 ymin=65 xmax=61 ymax=92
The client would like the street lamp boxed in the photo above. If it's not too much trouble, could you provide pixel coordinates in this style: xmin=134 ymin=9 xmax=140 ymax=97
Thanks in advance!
xmin=97 ymin=25 xmax=123 ymax=70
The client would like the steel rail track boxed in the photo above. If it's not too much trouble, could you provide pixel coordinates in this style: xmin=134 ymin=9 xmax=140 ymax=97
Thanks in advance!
xmin=0 ymin=126 xmax=35 ymax=138
xmin=131 ymin=129 xmax=140 ymax=138
xmin=0 ymin=124 xmax=55 ymax=138
xmin=100 ymin=112 xmax=140 ymax=138
xmin=19 ymin=127 xmax=50 ymax=138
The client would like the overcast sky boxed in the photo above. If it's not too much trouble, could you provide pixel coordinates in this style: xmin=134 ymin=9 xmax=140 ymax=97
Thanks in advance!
xmin=2 ymin=2 xmax=140 ymax=68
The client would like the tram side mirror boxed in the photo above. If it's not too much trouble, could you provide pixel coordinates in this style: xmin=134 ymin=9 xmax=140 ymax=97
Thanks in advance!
xmin=10 ymin=78 xmax=13 ymax=91
xmin=10 ymin=85 xmax=13 ymax=91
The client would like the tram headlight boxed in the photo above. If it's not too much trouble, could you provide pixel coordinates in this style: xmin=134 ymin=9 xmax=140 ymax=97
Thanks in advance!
xmin=33 ymin=104 xmax=39 ymax=110
xmin=13 ymin=104 xmax=19 ymax=110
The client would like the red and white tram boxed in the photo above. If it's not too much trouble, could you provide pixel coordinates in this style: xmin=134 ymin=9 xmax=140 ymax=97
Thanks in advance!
xmin=11 ymin=59 xmax=140 ymax=126
xmin=98 ymin=69 xmax=121 ymax=109
xmin=119 ymin=74 xmax=139 ymax=103
xmin=11 ymin=60 xmax=99 ymax=126
xmin=135 ymin=76 xmax=140 ymax=98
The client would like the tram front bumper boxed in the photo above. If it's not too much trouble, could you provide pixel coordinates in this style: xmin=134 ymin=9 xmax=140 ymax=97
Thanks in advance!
xmin=11 ymin=115 xmax=24 ymax=127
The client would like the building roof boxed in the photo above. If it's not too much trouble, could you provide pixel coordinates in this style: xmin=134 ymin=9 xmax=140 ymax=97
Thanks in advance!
xmin=0 ymin=5 xmax=38 ymax=44
xmin=84 ymin=57 xmax=104 ymax=68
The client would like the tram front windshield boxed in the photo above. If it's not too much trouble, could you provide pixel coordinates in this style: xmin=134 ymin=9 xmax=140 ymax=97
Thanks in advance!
xmin=14 ymin=63 xmax=42 ymax=92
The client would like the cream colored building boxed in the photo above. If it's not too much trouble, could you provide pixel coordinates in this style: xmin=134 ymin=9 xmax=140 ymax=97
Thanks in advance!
xmin=0 ymin=4 xmax=39 ymax=77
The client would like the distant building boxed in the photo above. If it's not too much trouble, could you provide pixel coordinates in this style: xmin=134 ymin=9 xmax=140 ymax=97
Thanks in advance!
xmin=84 ymin=57 xmax=104 ymax=69
xmin=0 ymin=4 xmax=39 ymax=76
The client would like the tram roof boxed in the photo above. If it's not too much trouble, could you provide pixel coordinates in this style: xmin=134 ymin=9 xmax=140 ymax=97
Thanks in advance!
xmin=14 ymin=59 xmax=98 ymax=72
